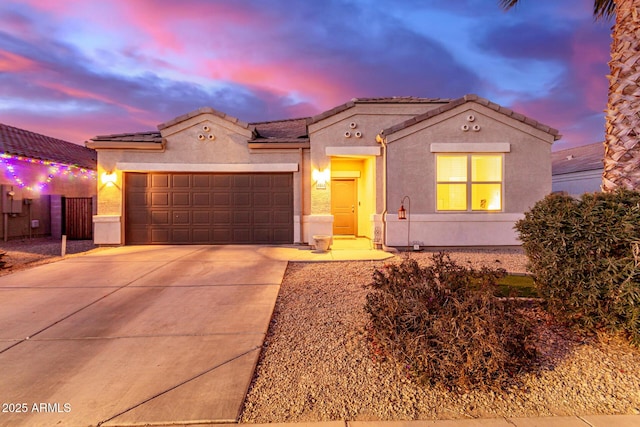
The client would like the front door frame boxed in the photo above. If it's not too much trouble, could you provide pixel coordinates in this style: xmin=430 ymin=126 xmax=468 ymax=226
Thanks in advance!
xmin=331 ymin=178 xmax=357 ymax=235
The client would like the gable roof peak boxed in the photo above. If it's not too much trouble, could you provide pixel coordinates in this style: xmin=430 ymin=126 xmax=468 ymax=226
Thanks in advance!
xmin=380 ymin=94 xmax=560 ymax=140
xmin=158 ymin=106 xmax=250 ymax=131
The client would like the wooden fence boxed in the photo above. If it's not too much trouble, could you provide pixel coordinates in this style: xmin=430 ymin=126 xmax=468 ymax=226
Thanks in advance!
xmin=63 ymin=197 xmax=93 ymax=240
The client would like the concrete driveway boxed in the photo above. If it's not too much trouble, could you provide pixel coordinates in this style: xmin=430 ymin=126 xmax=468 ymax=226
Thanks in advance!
xmin=0 ymin=245 xmax=286 ymax=427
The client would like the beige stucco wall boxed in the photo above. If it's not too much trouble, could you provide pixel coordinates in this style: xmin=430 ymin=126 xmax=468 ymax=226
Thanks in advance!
xmin=93 ymin=112 xmax=303 ymax=244
xmin=306 ymin=102 xmax=443 ymax=242
xmin=384 ymin=104 xmax=554 ymax=246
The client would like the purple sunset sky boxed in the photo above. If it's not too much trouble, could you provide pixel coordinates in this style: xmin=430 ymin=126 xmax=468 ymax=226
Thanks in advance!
xmin=0 ymin=0 xmax=611 ymax=150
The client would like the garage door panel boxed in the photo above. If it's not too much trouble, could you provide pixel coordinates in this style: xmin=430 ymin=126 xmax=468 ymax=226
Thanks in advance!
xmin=273 ymin=193 xmax=292 ymax=207
xmin=253 ymin=175 xmax=271 ymax=187
xmin=273 ymin=227 xmax=291 ymax=242
xmin=213 ymin=175 xmax=231 ymax=188
xmin=273 ymin=211 xmax=291 ymax=224
xmin=234 ymin=193 xmax=250 ymax=206
xmin=193 ymin=175 xmax=210 ymax=187
xmin=172 ymin=174 xmax=190 ymax=188
xmin=171 ymin=229 xmax=190 ymax=243
xmin=151 ymin=211 xmax=170 ymax=225
xmin=152 ymin=174 xmax=170 ymax=188
xmin=233 ymin=211 xmax=250 ymax=225
xmin=127 ymin=173 xmax=149 ymax=188
xmin=213 ymin=211 xmax=231 ymax=225
xmin=125 ymin=172 xmax=293 ymax=244
xmin=151 ymin=229 xmax=170 ymax=244
xmin=254 ymin=211 xmax=272 ymax=224
xmin=172 ymin=211 xmax=190 ymax=224
xmin=193 ymin=193 xmax=210 ymax=206
xmin=234 ymin=175 xmax=251 ymax=187
xmin=213 ymin=228 xmax=232 ymax=242
xmin=192 ymin=229 xmax=211 ymax=242
xmin=213 ymin=193 xmax=230 ymax=206
xmin=233 ymin=229 xmax=250 ymax=242
xmin=172 ymin=193 xmax=190 ymax=206
xmin=273 ymin=174 xmax=292 ymax=187
xmin=253 ymin=193 xmax=271 ymax=207
xmin=127 ymin=191 xmax=149 ymax=207
xmin=151 ymin=193 xmax=169 ymax=207
xmin=192 ymin=211 xmax=211 ymax=225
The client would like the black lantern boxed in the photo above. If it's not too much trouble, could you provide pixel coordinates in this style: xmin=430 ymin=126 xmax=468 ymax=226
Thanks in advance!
xmin=398 ymin=204 xmax=407 ymax=220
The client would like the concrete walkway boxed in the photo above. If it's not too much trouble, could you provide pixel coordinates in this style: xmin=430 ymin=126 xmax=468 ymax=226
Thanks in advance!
xmin=0 ymin=245 xmax=287 ymax=427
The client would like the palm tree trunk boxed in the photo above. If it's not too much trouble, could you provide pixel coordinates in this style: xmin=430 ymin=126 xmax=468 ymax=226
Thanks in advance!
xmin=602 ymin=0 xmax=640 ymax=191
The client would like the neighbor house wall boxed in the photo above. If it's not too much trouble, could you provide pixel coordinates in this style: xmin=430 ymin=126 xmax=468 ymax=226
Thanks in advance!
xmin=552 ymin=170 xmax=602 ymax=196
xmin=385 ymin=104 xmax=554 ymax=247
xmin=0 ymin=161 xmax=95 ymax=240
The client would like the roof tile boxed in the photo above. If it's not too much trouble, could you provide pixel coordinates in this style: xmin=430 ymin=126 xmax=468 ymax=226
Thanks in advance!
xmin=381 ymin=94 xmax=560 ymax=140
xmin=552 ymin=142 xmax=604 ymax=175
xmin=0 ymin=123 xmax=96 ymax=169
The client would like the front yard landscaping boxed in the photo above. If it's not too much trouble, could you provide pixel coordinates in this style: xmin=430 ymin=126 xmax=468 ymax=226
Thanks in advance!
xmin=241 ymin=250 xmax=640 ymax=423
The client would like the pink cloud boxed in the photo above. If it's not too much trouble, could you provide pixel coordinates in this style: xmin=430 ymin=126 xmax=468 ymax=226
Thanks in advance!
xmin=37 ymin=81 xmax=147 ymax=115
xmin=0 ymin=50 xmax=38 ymax=72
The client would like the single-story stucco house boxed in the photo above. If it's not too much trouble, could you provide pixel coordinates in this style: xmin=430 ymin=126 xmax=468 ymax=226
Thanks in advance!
xmin=86 ymin=94 xmax=560 ymax=248
xmin=552 ymin=142 xmax=603 ymax=196
xmin=1 ymin=123 xmax=97 ymax=240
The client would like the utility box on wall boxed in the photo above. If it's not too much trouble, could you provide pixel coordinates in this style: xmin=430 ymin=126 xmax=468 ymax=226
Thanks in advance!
xmin=1 ymin=185 xmax=23 ymax=214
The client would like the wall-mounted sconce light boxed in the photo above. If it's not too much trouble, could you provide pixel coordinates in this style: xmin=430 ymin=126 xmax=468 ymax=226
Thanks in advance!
xmin=312 ymin=168 xmax=330 ymax=189
xmin=101 ymin=171 xmax=117 ymax=187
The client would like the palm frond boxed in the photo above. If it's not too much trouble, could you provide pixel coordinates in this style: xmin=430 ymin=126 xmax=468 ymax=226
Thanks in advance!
xmin=498 ymin=0 xmax=520 ymax=10
xmin=594 ymin=0 xmax=615 ymax=20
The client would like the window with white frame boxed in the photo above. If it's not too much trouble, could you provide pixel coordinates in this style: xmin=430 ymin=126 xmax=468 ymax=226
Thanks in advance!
xmin=436 ymin=154 xmax=503 ymax=211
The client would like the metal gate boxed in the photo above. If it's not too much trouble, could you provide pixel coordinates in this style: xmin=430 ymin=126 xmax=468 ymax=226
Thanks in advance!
xmin=63 ymin=197 xmax=93 ymax=240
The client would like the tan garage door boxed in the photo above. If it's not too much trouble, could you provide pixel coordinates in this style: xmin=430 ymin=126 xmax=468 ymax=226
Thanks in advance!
xmin=125 ymin=172 xmax=293 ymax=244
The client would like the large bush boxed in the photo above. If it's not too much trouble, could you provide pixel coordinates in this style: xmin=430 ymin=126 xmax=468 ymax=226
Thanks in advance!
xmin=515 ymin=190 xmax=640 ymax=344
xmin=364 ymin=254 xmax=537 ymax=391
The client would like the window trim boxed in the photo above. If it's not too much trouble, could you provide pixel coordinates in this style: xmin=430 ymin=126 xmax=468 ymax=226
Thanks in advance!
xmin=435 ymin=153 xmax=504 ymax=212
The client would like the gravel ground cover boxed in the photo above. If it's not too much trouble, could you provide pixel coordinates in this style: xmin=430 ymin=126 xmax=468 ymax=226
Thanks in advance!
xmin=241 ymin=250 xmax=640 ymax=423
xmin=0 ymin=237 xmax=101 ymax=276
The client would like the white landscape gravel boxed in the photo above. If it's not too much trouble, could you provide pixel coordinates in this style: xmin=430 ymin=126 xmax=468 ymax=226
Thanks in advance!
xmin=240 ymin=250 xmax=640 ymax=423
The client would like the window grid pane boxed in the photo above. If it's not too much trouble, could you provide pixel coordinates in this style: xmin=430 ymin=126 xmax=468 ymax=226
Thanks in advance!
xmin=471 ymin=183 xmax=502 ymax=211
xmin=436 ymin=154 xmax=503 ymax=212
xmin=471 ymin=155 xmax=502 ymax=182
xmin=437 ymin=184 xmax=467 ymax=211
xmin=436 ymin=155 xmax=467 ymax=182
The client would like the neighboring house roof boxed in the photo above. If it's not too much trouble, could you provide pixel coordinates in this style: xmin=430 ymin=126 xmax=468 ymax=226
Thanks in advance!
xmin=0 ymin=123 xmax=96 ymax=169
xmin=307 ymin=96 xmax=451 ymax=125
xmin=552 ymin=142 xmax=604 ymax=175
xmin=380 ymin=94 xmax=561 ymax=140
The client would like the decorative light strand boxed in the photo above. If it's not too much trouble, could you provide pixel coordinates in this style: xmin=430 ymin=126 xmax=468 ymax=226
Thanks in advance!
xmin=0 ymin=153 xmax=96 ymax=193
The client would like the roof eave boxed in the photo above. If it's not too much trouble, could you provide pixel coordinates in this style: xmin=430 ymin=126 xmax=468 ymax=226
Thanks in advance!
xmin=85 ymin=140 xmax=167 ymax=150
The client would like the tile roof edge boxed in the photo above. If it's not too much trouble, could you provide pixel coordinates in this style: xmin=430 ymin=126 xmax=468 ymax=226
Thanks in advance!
xmin=381 ymin=94 xmax=561 ymax=139
xmin=307 ymin=97 xmax=451 ymax=125
xmin=157 ymin=107 xmax=249 ymax=130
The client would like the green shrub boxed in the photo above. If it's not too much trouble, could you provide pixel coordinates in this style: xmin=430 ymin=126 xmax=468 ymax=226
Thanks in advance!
xmin=515 ymin=189 xmax=640 ymax=344
xmin=364 ymin=253 xmax=537 ymax=391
